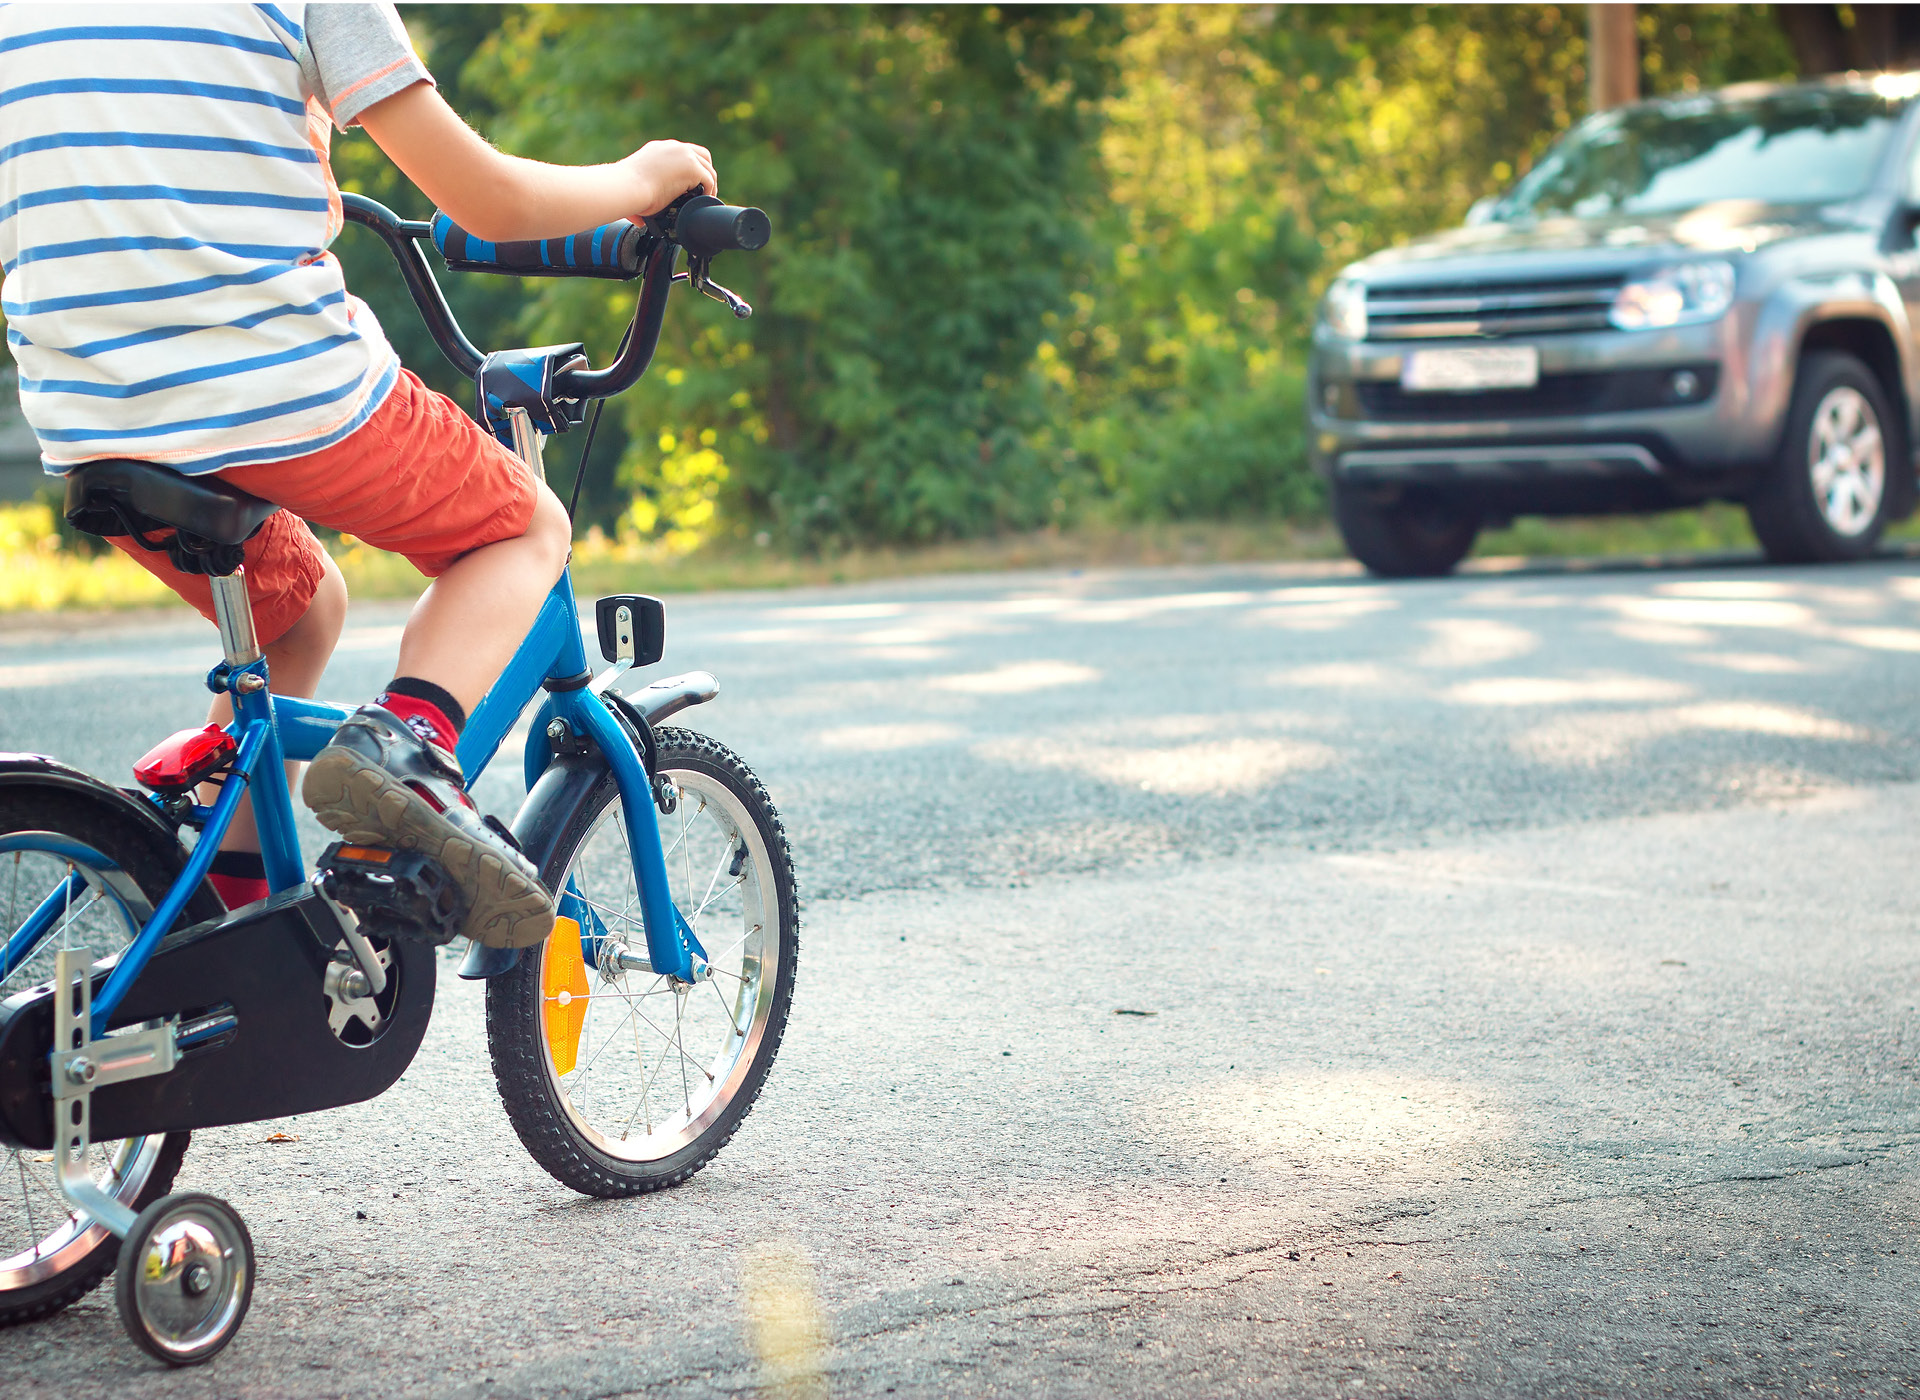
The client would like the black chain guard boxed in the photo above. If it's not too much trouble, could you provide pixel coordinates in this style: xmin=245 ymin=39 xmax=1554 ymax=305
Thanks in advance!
xmin=0 ymin=886 xmax=436 ymax=1151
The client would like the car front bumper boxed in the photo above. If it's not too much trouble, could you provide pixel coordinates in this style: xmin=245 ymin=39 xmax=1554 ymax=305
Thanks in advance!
xmin=1306 ymin=313 xmax=1777 ymax=500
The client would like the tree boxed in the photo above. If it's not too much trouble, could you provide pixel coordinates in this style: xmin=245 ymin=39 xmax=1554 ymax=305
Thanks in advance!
xmin=452 ymin=4 xmax=1118 ymax=550
xmin=1773 ymin=6 xmax=1920 ymax=76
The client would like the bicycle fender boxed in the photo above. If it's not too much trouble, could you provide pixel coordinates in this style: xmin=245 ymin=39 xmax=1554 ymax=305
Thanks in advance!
xmin=520 ymin=669 xmax=715 ymax=790
xmin=0 ymin=753 xmax=216 ymax=907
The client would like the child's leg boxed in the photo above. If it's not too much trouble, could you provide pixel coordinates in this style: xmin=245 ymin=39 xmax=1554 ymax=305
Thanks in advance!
xmin=393 ymin=484 xmax=572 ymax=715
xmin=203 ymin=551 xmax=349 ymax=851
xmin=104 ymin=514 xmax=348 ymax=907
xmin=217 ymin=368 xmax=570 ymax=946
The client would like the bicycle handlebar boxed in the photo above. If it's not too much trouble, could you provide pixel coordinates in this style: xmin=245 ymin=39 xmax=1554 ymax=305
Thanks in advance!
xmin=338 ymin=190 xmax=769 ymax=406
xmin=431 ymin=212 xmax=649 ymax=280
xmin=671 ymin=196 xmax=771 ymax=258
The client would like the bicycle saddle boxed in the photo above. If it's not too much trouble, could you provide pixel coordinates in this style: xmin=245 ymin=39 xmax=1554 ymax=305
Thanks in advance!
xmin=63 ymin=459 xmax=280 ymax=577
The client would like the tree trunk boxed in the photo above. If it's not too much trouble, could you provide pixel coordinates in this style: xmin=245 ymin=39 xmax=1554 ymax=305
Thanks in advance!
xmin=1589 ymin=4 xmax=1639 ymax=112
xmin=1774 ymin=5 xmax=1920 ymax=75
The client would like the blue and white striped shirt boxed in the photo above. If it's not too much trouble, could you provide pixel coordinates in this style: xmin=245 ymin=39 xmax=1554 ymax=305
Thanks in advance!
xmin=0 ymin=3 xmax=425 ymax=474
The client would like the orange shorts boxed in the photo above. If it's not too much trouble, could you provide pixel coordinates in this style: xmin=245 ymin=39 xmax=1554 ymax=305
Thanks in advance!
xmin=106 ymin=367 xmax=541 ymax=645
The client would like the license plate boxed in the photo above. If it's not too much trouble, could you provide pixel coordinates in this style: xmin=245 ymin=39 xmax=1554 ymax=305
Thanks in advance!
xmin=1401 ymin=345 xmax=1539 ymax=392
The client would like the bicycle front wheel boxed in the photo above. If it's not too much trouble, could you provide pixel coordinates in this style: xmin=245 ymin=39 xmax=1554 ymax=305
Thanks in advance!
xmin=486 ymin=727 xmax=798 ymax=1197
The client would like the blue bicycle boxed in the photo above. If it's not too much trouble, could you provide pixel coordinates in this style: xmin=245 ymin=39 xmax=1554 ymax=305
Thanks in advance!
xmin=0 ymin=192 xmax=797 ymax=1364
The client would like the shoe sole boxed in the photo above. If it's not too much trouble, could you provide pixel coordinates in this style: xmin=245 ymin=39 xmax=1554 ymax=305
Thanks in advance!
xmin=303 ymin=746 xmax=556 ymax=950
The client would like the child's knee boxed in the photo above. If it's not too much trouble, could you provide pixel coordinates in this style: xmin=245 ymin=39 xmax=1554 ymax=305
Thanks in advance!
xmin=284 ymin=554 xmax=348 ymax=654
xmin=311 ymin=553 xmax=349 ymax=634
xmin=525 ymin=485 xmax=572 ymax=579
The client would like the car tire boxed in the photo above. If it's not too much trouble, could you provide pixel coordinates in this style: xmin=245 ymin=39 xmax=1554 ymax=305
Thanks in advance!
xmin=1332 ymin=485 xmax=1480 ymax=578
xmin=1746 ymin=350 xmax=1899 ymax=564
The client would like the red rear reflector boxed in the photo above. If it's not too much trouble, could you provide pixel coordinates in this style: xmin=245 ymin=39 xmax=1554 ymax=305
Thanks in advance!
xmin=132 ymin=724 xmax=238 ymax=792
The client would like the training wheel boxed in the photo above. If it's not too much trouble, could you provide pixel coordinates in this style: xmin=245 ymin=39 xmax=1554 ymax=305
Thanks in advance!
xmin=114 ymin=1192 xmax=254 ymax=1367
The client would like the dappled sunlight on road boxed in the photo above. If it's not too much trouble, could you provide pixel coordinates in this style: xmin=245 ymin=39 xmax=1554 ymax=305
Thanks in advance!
xmin=1832 ymin=625 xmax=1920 ymax=652
xmin=816 ymin=721 xmax=965 ymax=752
xmin=678 ymin=560 xmax=1920 ymax=827
xmin=1685 ymin=649 xmax=1809 ymax=674
xmin=932 ymin=659 xmax=1101 ymax=694
xmin=1512 ymin=701 xmax=1871 ymax=767
xmin=1244 ymin=595 xmax=1398 ymax=630
xmin=1603 ymin=594 xmax=1815 ymax=630
xmin=977 ymin=731 xmax=1337 ymax=795
xmin=1142 ymin=1071 xmax=1510 ymax=1184
xmin=1444 ymin=674 xmax=1693 ymax=706
xmin=1412 ymin=616 xmax=1540 ymax=669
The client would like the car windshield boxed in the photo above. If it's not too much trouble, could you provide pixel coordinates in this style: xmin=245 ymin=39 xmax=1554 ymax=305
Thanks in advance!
xmin=1498 ymin=87 xmax=1909 ymax=219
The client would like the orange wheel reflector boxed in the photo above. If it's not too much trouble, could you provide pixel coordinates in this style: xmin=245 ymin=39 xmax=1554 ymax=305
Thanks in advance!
xmin=334 ymin=845 xmax=393 ymax=864
xmin=542 ymin=916 xmax=590 ymax=1076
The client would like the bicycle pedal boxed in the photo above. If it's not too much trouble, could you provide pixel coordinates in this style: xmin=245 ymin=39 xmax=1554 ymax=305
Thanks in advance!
xmin=317 ymin=842 xmax=467 ymax=947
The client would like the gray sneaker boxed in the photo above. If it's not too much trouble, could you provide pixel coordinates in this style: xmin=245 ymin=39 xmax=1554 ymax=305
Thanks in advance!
xmin=302 ymin=705 xmax=555 ymax=949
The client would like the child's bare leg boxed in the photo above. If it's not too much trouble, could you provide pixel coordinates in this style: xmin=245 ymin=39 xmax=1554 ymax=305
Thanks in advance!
xmin=392 ymin=484 xmax=572 ymax=715
xmin=301 ymin=485 xmax=570 ymax=947
xmin=203 ymin=554 xmax=349 ymax=853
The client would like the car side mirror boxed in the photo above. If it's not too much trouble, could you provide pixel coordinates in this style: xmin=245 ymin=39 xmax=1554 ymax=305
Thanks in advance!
xmin=1465 ymin=196 xmax=1500 ymax=227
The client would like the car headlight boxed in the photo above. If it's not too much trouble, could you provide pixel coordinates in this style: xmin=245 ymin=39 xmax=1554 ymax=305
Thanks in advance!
xmin=1321 ymin=278 xmax=1368 ymax=341
xmin=1609 ymin=260 xmax=1735 ymax=331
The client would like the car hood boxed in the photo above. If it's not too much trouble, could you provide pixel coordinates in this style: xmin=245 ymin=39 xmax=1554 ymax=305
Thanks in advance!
xmin=1351 ymin=201 xmax=1855 ymax=286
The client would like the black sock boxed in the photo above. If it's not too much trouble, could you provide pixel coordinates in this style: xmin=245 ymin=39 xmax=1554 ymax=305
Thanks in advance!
xmin=209 ymin=849 xmax=267 ymax=879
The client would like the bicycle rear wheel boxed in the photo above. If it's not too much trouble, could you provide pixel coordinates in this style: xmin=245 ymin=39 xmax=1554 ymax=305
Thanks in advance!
xmin=0 ymin=789 xmax=220 ymax=1325
xmin=486 ymin=728 xmax=798 ymax=1197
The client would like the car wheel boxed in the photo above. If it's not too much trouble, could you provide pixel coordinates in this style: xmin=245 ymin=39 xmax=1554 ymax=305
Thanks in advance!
xmin=1746 ymin=350 xmax=1898 ymax=564
xmin=1332 ymin=485 xmax=1480 ymax=578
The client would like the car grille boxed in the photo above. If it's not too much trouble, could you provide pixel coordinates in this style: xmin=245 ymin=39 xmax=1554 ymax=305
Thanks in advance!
xmin=1352 ymin=366 xmax=1717 ymax=421
xmin=1366 ymin=275 xmax=1623 ymax=340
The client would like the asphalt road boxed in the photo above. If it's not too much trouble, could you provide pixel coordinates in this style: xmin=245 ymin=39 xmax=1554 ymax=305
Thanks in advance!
xmin=3 ymin=550 xmax=1920 ymax=1397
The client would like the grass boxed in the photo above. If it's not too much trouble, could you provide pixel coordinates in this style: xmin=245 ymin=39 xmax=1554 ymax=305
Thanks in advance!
xmin=4 ymin=498 xmax=1914 ymax=621
xmin=1473 ymin=502 xmax=1764 ymax=562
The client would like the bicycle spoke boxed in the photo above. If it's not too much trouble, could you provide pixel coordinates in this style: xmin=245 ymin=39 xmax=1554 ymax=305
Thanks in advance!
xmin=706 ymin=975 xmax=746 ymax=1032
xmin=13 ymin=1156 xmax=38 ymax=1260
xmin=570 ymin=1001 xmax=641 ymax=1082
xmin=620 ymin=1003 xmax=649 ymax=1139
xmin=676 ymin=992 xmax=691 ymax=1115
xmin=534 ymin=752 xmax=783 ymax=1170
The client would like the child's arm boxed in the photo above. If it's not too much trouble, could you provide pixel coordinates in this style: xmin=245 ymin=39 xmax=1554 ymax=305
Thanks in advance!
xmin=358 ymin=83 xmax=718 ymax=243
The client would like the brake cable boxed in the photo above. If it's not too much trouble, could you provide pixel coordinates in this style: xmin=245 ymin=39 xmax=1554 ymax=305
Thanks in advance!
xmin=564 ymin=318 xmax=635 ymax=524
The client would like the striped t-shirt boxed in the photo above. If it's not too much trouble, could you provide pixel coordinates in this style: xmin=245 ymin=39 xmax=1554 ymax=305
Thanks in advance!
xmin=0 ymin=3 xmax=432 ymax=475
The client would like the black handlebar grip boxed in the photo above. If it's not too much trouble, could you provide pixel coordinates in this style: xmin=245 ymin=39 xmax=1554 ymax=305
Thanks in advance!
xmin=431 ymin=213 xmax=648 ymax=280
xmin=674 ymin=199 xmax=771 ymax=258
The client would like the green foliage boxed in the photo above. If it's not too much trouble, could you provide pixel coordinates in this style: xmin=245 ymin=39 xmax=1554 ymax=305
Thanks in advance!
xmin=316 ymin=4 xmax=1801 ymax=547
xmin=458 ymin=4 xmax=1117 ymax=550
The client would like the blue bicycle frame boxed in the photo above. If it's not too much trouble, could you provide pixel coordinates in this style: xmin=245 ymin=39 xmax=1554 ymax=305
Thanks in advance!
xmin=5 ymin=547 xmax=705 ymax=1038
xmin=6 ymin=192 xmax=736 ymax=1037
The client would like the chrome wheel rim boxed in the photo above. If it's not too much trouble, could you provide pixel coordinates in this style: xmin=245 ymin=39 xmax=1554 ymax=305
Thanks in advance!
xmin=542 ymin=768 xmax=778 ymax=1163
xmin=126 ymin=1199 xmax=249 ymax=1359
xmin=0 ymin=838 xmax=166 ymax=1290
xmin=1808 ymin=385 xmax=1885 ymax=538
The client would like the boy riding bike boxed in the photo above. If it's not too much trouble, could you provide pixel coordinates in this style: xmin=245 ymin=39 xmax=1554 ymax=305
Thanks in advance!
xmin=0 ymin=3 xmax=716 ymax=947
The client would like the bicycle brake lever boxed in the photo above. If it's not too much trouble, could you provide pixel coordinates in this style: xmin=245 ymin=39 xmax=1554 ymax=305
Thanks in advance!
xmin=698 ymin=278 xmax=753 ymax=320
xmin=685 ymin=255 xmax=752 ymax=319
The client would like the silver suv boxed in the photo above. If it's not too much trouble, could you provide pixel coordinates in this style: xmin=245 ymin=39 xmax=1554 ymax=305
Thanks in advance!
xmin=1308 ymin=75 xmax=1920 ymax=576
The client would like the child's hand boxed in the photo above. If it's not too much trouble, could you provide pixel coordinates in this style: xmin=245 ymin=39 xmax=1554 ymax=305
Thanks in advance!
xmin=625 ymin=140 xmax=718 ymax=218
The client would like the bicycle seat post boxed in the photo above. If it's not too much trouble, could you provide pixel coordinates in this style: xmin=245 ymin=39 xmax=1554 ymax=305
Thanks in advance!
xmin=208 ymin=570 xmax=263 ymax=671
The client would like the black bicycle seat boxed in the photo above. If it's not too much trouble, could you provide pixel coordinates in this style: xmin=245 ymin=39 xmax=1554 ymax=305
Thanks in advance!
xmin=63 ymin=460 xmax=280 ymax=576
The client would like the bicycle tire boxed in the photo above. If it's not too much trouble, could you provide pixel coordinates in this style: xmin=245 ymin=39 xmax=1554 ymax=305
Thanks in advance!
xmin=485 ymin=727 xmax=798 ymax=1197
xmin=0 ymin=787 xmax=219 ymax=1326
